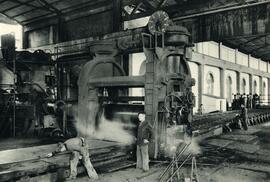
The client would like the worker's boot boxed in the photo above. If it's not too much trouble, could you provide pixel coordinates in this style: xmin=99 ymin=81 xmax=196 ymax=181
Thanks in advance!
xmin=65 ymin=176 xmax=76 ymax=181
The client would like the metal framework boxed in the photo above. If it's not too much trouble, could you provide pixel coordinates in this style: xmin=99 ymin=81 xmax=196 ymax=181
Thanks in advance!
xmin=0 ymin=0 xmax=270 ymax=61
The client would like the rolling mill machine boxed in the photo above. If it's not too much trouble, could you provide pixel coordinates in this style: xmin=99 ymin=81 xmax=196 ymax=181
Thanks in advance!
xmin=2 ymin=11 xmax=270 ymax=182
xmin=78 ymin=11 xmax=195 ymax=158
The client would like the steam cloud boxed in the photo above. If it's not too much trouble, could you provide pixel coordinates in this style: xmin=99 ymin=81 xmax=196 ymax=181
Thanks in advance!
xmin=165 ymin=125 xmax=201 ymax=158
xmin=74 ymin=104 xmax=135 ymax=145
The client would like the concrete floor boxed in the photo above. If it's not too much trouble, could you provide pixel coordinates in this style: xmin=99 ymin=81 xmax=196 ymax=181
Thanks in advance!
xmin=69 ymin=162 xmax=270 ymax=182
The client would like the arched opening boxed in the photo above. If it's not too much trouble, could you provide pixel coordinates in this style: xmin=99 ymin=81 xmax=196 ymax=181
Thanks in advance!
xmin=254 ymin=80 xmax=257 ymax=94
xmin=241 ymin=78 xmax=246 ymax=94
xmin=226 ymin=76 xmax=232 ymax=102
xmin=206 ymin=72 xmax=214 ymax=95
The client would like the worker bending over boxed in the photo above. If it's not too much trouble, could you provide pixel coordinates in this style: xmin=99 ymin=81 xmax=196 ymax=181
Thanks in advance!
xmin=136 ymin=112 xmax=154 ymax=172
xmin=47 ymin=137 xmax=98 ymax=181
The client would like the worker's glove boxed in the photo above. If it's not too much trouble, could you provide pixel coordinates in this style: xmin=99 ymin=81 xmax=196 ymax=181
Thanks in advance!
xmin=46 ymin=153 xmax=53 ymax=158
xmin=143 ymin=139 xmax=149 ymax=144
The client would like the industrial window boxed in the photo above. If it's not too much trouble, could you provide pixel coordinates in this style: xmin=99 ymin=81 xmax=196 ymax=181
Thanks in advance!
xmin=241 ymin=78 xmax=246 ymax=94
xmin=206 ymin=73 xmax=214 ymax=95
xmin=254 ymin=80 xmax=258 ymax=94
xmin=226 ymin=76 xmax=232 ymax=102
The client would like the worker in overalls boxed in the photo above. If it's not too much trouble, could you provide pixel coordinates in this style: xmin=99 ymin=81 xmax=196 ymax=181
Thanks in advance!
xmin=136 ymin=112 xmax=154 ymax=172
xmin=47 ymin=137 xmax=98 ymax=181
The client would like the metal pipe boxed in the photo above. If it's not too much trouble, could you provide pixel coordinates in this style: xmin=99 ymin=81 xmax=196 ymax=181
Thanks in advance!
xmin=173 ymin=0 xmax=270 ymax=21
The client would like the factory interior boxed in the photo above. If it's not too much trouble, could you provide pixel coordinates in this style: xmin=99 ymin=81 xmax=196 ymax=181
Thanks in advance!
xmin=1 ymin=0 xmax=270 ymax=181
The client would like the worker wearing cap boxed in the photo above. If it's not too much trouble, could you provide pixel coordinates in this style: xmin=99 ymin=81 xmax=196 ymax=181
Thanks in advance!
xmin=47 ymin=137 xmax=98 ymax=181
xmin=136 ymin=112 xmax=154 ymax=172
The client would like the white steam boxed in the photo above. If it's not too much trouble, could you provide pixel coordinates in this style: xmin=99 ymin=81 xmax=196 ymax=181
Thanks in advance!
xmin=74 ymin=104 xmax=135 ymax=145
xmin=165 ymin=125 xmax=201 ymax=158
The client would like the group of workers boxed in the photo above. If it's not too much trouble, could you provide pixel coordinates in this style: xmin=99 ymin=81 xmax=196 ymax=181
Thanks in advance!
xmin=231 ymin=93 xmax=260 ymax=110
xmin=47 ymin=111 xmax=154 ymax=181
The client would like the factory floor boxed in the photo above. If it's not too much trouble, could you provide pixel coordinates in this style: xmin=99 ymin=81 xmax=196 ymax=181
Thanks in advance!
xmin=71 ymin=123 xmax=270 ymax=182
xmin=1 ymin=121 xmax=270 ymax=181
xmin=69 ymin=161 xmax=270 ymax=182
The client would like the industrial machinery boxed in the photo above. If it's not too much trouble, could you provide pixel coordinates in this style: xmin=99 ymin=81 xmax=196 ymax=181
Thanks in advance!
xmin=1 ymin=11 xmax=270 ymax=182
xmin=78 ymin=11 xmax=195 ymax=158
xmin=0 ymin=34 xmax=65 ymax=138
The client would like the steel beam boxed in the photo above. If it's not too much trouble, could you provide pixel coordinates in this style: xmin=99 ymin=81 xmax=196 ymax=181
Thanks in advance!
xmin=37 ymin=0 xmax=62 ymax=16
xmin=251 ymin=44 xmax=270 ymax=55
xmin=1 ymin=0 xmax=38 ymax=13
xmin=176 ymin=2 xmax=270 ymax=43
xmin=237 ymin=35 xmax=266 ymax=48
xmin=100 ymin=96 xmax=144 ymax=101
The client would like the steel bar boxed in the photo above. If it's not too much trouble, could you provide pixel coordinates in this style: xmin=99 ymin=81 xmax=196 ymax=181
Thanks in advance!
xmin=87 ymin=76 xmax=145 ymax=88
xmin=158 ymin=143 xmax=190 ymax=181
xmin=173 ymin=0 xmax=270 ymax=21
xmin=165 ymin=153 xmax=192 ymax=182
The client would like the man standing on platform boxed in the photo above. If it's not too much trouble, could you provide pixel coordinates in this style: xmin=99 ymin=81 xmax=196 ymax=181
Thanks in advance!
xmin=136 ymin=112 xmax=154 ymax=172
xmin=47 ymin=137 xmax=98 ymax=181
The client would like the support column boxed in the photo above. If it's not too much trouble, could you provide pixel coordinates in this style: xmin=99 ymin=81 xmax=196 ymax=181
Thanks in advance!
xmin=249 ymin=74 xmax=253 ymax=95
xmin=259 ymin=76 xmax=263 ymax=95
xmin=49 ymin=25 xmax=54 ymax=44
xmin=268 ymin=78 xmax=270 ymax=105
xmin=236 ymin=71 xmax=240 ymax=94
xmin=198 ymin=63 xmax=205 ymax=107
xmin=220 ymin=68 xmax=225 ymax=98
xmin=220 ymin=68 xmax=226 ymax=111
xmin=22 ymin=26 xmax=28 ymax=49
xmin=248 ymin=54 xmax=251 ymax=68
xmin=235 ymin=49 xmax=238 ymax=64
xmin=128 ymin=54 xmax=133 ymax=96
xmin=218 ymin=42 xmax=222 ymax=60
xmin=112 ymin=0 xmax=123 ymax=32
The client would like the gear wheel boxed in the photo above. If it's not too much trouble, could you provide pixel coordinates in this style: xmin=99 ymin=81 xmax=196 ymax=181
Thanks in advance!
xmin=148 ymin=11 xmax=170 ymax=35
